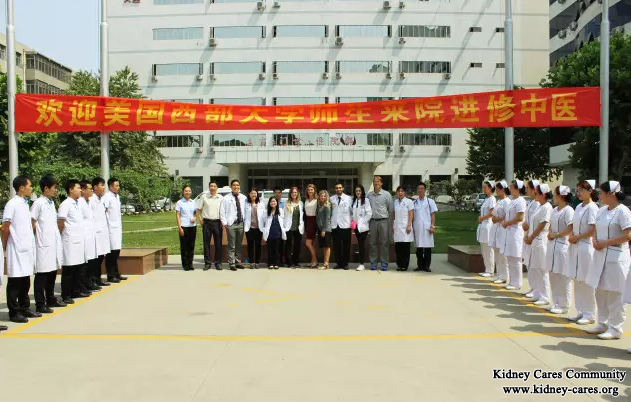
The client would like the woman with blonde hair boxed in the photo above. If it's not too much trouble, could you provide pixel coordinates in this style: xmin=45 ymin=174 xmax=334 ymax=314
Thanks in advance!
xmin=316 ymin=190 xmax=332 ymax=270
xmin=304 ymin=183 xmax=319 ymax=268
xmin=284 ymin=186 xmax=304 ymax=268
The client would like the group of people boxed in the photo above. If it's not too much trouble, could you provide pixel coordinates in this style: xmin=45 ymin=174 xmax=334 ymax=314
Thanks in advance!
xmin=0 ymin=175 xmax=127 ymax=329
xmin=475 ymin=179 xmax=631 ymax=352
xmin=176 ymin=176 xmax=438 ymax=272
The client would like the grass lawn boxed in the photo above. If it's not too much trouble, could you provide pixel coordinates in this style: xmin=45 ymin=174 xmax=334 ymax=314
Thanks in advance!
xmin=122 ymin=211 xmax=480 ymax=255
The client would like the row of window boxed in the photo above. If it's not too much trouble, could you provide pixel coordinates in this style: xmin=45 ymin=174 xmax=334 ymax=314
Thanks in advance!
xmin=0 ymin=46 xmax=24 ymax=67
xmin=25 ymin=79 xmax=65 ymax=95
xmin=153 ymin=0 xmax=451 ymax=4
xmin=153 ymin=24 xmax=500 ymax=40
xmin=155 ymin=133 xmax=452 ymax=148
xmin=25 ymin=54 xmax=72 ymax=83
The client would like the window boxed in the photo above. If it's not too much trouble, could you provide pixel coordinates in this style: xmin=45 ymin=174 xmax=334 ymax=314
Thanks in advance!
xmin=16 ymin=53 xmax=22 ymax=67
xmin=166 ymin=98 xmax=203 ymax=104
xmin=273 ymin=25 xmax=327 ymax=37
xmin=399 ymin=61 xmax=451 ymax=74
xmin=274 ymin=61 xmax=327 ymax=74
xmin=153 ymin=63 xmax=203 ymax=76
xmin=336 ymin=61 xmax=390 ymax=73
xmin=153 ymin=27 xmax=204 ymax=40
xmin=154 ymin=0 xmax=203 ymax=4
xmin=24 ymin=53 xmax=72 ymax=83
xmin=469 ymin=27 xmax=482 ymax=32
xmin=496 ymin=62 xmax=505 ymax=68
xmin=399 ymin=133 xmax=452 ymax=146
xmin=470 ymin=62 xmax=482 ymax=68
xmin=336 ymin=25 xmax=391 ymax=37
xmin=212 ymin=0 xmax=257 ymax=2
xmin=211 ymin=62 xmax=264 ymax=74
xmin=366 ymin=133 xmax=392 ymax=146
xmin=156 ymin=135 xmax=203 ymax=148
xmin=399 ymin=25 xmax=451 ymax=38
xmin=25 ymin=79 xmax=64 ymax=95
xmin=210 ymin=97 xmax=266 ymax=105
xmin=211 ymin=134 xmax=266 ymax=147
xmin=212 ymin=26 xmax=265 ymax=39
xmin=0 ymin=44 xmax=6 ymax=60
xmin=495 ymin=27 xmax=505 ymax=33
xmin=336 ymin=97 xmax=393 ymax=103
xmin=273 ymin=97 xmax=328 ymax=105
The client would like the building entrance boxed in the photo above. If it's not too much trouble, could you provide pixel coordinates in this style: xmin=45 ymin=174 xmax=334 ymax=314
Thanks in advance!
xmin=247 ymin=166 xmax=358 ymax=195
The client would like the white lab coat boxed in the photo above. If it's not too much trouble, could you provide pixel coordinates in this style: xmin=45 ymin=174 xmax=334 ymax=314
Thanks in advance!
xmin=413 ymin=197 xmax=438 ymax=247
xmin=79 ymin=197 xmax=97 ymax=261
xmin=502 ymin=197 xmax=527 ymax=258
xmin=526 ymin=202 xmax=552 ymax=269
xmin=488 ymin=197 xmax=510 ymax=250
xmin=30 ymin=196 xmax=62 ymax=273
xmin=244 ymin=202 xmax=265 ymax=232
xmin=0 ymin=245 xmax=3 ymax=285
xmin=283 ymin=201 xmax=305 ymax=234
xmin=260 ymin=213 xmax=287 ymax=241
xmin=522 ymin=199 xmax=540 ymax=267
xmin=569 ymin=202 xmax=598 ymax=282
xmin=102 ymin=191 xmax=123 ymax=251
xmin=476 ymin=196 xmax=496 ymax=244
xmin=2 ymin=195 xmax=35 ymax=277
xmin=58 ymin=197 xmax=86 ymax=267
xmin=330 ymin=194 xmax=353 ymax=229
xmin=393 ymin=197 xmax=415 ymax=243
xmin=220 ymin=193 xmax=248 ymax=227
xmin=351 ymin=198 xmax=372 ymax=233
xmin=545 ymin=205 xmax=574 ymax=277
xmin=90 ymin=194 xmax=111 ymax=256
xmin=586 ymin=205 xmax=631 ymax=292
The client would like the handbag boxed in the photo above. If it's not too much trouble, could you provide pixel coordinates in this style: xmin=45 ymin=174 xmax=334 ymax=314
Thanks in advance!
xmin=351 ymin=220 xmax=357 ymax=230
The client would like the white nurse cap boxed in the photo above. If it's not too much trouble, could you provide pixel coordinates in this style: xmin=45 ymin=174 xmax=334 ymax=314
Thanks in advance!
xmin=531 ymin=180 xmax=540 ymax=188
xmin=539 ymin=184 xmax=550 ymax=194
xmin=559 ymin=185 xmax=571 ymax=196
xmin=515 ymin=180 xmax=524 ymax=189
xmin=585 ymin=179 xmax=596 ymax=189
xmin=608 ymin=181 xmax=621 ymax=193
xmin=498 ymin=180 xmax=508 ymax=189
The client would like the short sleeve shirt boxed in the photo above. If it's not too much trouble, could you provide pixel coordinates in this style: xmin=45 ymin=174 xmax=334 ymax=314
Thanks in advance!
xmin=176 ymin=198 xmax=198 ymax=228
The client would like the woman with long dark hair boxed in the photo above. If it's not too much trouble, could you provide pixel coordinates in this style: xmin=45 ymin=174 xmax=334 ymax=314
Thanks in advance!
xmin=244 ymin=188 xmax=265 ymax=269
xmin=352 ymin=184 xmax=372 ymax=271
xmin=284 ymin=187 xmax=304 ymax=268
xmin=261 ymin=198 xmax=286 ymax=269
xmin=522 ymin=180 xmax=541 ymax=297
xmin=502 ymin=180 xmax=527 ymax=290
xmin=524 ymin=184 xmax=553 ymax=306
xmin=304 ymin=183 xmax=318 ymax=268
xmin=477 ymin=181 xmax=496 ymax=278
xmin=489 ymin=181 xmax=511 ymax=284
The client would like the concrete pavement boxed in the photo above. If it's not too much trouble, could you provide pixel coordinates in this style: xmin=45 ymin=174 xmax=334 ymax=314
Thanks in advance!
xmin=0 ymin=254 xmax=629 ymax=401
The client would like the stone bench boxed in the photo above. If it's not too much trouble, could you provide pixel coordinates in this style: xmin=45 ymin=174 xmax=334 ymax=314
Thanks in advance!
xmin=447 ymin=245 xmax=485 ymax=273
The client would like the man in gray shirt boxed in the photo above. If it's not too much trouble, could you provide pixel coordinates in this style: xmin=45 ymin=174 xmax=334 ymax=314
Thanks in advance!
xmin=367 ymin=176 xmax=393 ymax=271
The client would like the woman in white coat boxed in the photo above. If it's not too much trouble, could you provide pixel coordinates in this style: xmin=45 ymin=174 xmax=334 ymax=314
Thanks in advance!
xmin=524 ymin=184 xmax=553 ymax=306
xmin=244 ymin=188 xmax=266 ymax=269
xmin=546 ymin=186 xmax=575 ymax=315
xmin=585 ymin=181 xmax=631 ymax=340
xmin=477 ymin=181 xmax=496 ymax=278
xmin=393 ymin=186 xmax=415 ymax=271
xmin=568 ymin=180 xmax=599 ymax=325
xmin=522 ymin=180 xmax=540 ymax=297
xmin=352 ymin=185 xmax=372 ymax=271
xmin=413 ymin=182 xmax=438 ymax=272
xmin=284 ymin=187 xmax=304 ymax=269
xmin=502 ymin=180 xmax=527 ymax=290
xmin=0 ymin=243 xmax=5 ymax=331
xmin=489 ymin=180 xmax=511 ymax=284
xmin=260 ymin=197 xmax=286 ymax=270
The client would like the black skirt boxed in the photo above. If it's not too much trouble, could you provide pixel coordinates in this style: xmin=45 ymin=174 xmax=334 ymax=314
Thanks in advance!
xmin=318 ymin=231 xmax=332 ymax=248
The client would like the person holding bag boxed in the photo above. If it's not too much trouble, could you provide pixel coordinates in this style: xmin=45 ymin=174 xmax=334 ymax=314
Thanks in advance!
xmin=352 ymin=185 xmax=372 ymax=271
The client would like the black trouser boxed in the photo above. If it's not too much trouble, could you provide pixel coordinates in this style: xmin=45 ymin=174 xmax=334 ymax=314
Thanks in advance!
xmin=90 ymin=256 xmax=104 ymax=282
xmin=6 ymin=276 xmax=31 ymax=318
xmin=203 ymin=219 xmax=223 ymax=264
xmin=395 ymin=242 xmax=411 ymax=269
xmin=246 ymin=228 xmax=262 ymax=264
xmin=179 ymin=226 xmax=197 ymax=269
xmin=416 ymin=247 xmax=432 ymax=270
xmin=355 ymin=230 xmax=369 ymax=264
xmin=34 ymin=271 xmax=57 ymax=308
xmin=332 ymin=227 xmax=352 ymax=267
xmin=279 ymin=239 xmax=286 ymax=265
xmin=267 ymin=238 xmax=281 ymax=266
xmin=105 ymin=249 xmax=121 ymax=279
xmin=285 ymin=230 xmax=302 ymax=266
xmin=61 ymin=264 xmax=82 ymax=299
xmin=75 ymin=263 xmax=90 ymax=293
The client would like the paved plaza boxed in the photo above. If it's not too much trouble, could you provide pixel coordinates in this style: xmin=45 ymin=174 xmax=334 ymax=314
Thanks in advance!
xmin=1 ymin=254 xmax=629 ymax=401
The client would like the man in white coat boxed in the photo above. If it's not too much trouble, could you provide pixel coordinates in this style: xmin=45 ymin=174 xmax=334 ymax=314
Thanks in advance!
xmin=413 ymin=182 xmax=438 ymax=272
xmin=2 ymin=176 xmax=41 ymax=323
xmin=79 ymin=180 xmax=101 ymax=292
xmin=330 ymin=182 xmax=353 ymax=269
xmin=102 ymin=178 xmax=127 ymax=283
xmin=31 ymin=175 xmax=65 ymax=314
xmin=0 ymin=238 xmax=5 ymax=331
xmin=90 ymin=177 xmax=111 ymax=287
xmin=58 ymin=179 xmax=88 ymax=304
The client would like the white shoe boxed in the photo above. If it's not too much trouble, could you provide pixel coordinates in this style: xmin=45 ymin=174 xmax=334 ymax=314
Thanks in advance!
xmin=356 ymin=264 xmax=365 ymax=271
xmin=493 ymin=278 xmax=506 ymax=284
xmin=597 ymin=329 xmax=622 ymax=340
xmin=534 ymin=299 xmax=549 ymax=306
xmin=586 ymin=324 xmax=608 ymax=334
xmin=568 ymin=313 xmax=583 ymax=322
xmin=524 ymin=292 xmax=534 ymax=299
xmin=543 ymin=304 xmax=555 ymax=311
xmin=550 ymin=307 xmax=568 ymax=315
xmin=576 ymin=317 xmax=595 ymax=325
xmin=479 ymin=272 xmax=492 ymax=277
xmin=505 ymin=285 xmax=520 ymax=291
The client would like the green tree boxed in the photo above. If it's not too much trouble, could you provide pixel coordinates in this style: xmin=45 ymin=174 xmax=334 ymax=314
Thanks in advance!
xmin=540 ymin=32 xmax=631 ymax=181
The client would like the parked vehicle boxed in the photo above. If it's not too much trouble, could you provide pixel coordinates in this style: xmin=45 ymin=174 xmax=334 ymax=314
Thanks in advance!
xmin=465 ymin=193 xmax=487 ymax=212
xmin=121 ymin=204 xmax=136 ymax=214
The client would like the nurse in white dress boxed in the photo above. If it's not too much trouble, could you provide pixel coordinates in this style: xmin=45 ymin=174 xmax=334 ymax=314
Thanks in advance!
xmin=585 ymin=181 xmax=631 ymax=340
xmin=567 ymin=180 xmax=599 ymax=325
xmin=546 ymin=186 xmax=575 ymax=315
xmin=502 ymin=180 xmax=527 ymax=290
xmin=58 ymin=180 xmax=87 ymax=303
xmin=477 ymin=181 xmax=496 ymax=278
xmin=524 ymin=184 xmax=553 ymax=306
xmin=490 ymin=181 xmax=511 ymax=284
xmin=522 ymin=180 xmax=540 ymax=297
xmin=413 ymin=182 xmax=438 ymax=272
xmin=393 ymin=186 xmax=415 ymax=271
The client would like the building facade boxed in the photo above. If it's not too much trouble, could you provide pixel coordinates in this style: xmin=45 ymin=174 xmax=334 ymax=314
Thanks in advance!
xmin=0 ymin=33 xmax=72 ymax=95
xmin=549 ymin=0 xmax=631 ymax=187
xmin=108 ymin=0 xmax=549 ymax=195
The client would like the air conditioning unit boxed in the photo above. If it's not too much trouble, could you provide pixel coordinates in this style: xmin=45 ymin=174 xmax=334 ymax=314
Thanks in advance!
xmin=443 ymin=72 xmax=451 ymax=80
xmin=335 ymin=72 xmax=342 ymax=80
xmin=335 ymin=36 xmax=344 ymax=46
xmin=399 ymin=145 xmax=405 ymax=153
xmin=258 ymin=72 xmax=266 ymax=80
xmin=444 ymin=146 xmax=451 ymax=153
xmin=559 ymin=0 xmax=566 ymax=3
xmin=399 ymin=1 xmax=405 ymax=9
xmin=209 ymin=38 xmax=218 ymax=47
xmin=195 ymin=147 xmax=203 ymax=154
xmin=383 ymin=1 xmax=391 ymax=10
xmin=151 ymin=75 xmax=158 ymax=83
xmin=273 ymin=1 xmax=281 ymax=8
xmin=385 ymin=72 xmax=393 ymax=80
xmin=398 ymin=37 xmax=406 ymax=44
xmin=273 ymin=73 xmax=279 ymax=80
xmin=386 ymin=145 xmax=392 ymax=152
xmin=196 ymin=74 xmax=203 ymax=81
xmin=399 ymin=72 xmax=406 ymax=79
xmin=322 ymin=72 xmax=329 ymax=79
xmin=210 ymin=74 xmax=217 ymax=82
xmin=558 ymin=29 xmax=567 ymax=39
xmin=256 ymin=1 xmax=265 ymax=11
xmin=570 ymin=21 xmax=578 ymax=31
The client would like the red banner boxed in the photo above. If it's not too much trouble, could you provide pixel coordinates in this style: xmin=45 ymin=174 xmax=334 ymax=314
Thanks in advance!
xmin=15 ymin=87 xmax=600 ymax=133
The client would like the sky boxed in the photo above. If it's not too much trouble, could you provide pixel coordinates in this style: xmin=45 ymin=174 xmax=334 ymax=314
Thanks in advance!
xmin=0 ymin=0 xmax=99 ymax=72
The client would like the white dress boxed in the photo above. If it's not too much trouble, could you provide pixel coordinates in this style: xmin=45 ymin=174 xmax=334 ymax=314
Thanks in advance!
xmin=103 ymin=191 xmax=123 ymax=251
xmin=394 ymin=197 xmax=415 ymax=243
xmin=412 ymin=197 xmax=438 ymax=247
xmin=2 ymin=195 xmax=36 ymax=278
xmin=503 ymin=197 xmax=527 ymax=258
xmin=30 ymin=196 xmax=62 ymax=273
xmin=523 ymin=199 xmax=540 ymax=267
xmin=476 ymin=196 xmax=496 ymax=244
xmin=586 ymin=205 xmax=631 ymax=293
xmin=58 ymin=198 xmax=86 ymax=267
xmin=488 ymin=197 xmax=511 ymax=250
xmin=569 ymin=202 xmax=598 ymax=282
xmin=527 ymin=202 xmax=553 ymax=269
xmin=545 ymin=205 xmax=575 ymax=276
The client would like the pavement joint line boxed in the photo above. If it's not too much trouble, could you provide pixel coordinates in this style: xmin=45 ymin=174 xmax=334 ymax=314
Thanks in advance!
xmin=1 ymin=276 xmax=139 ymax=336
